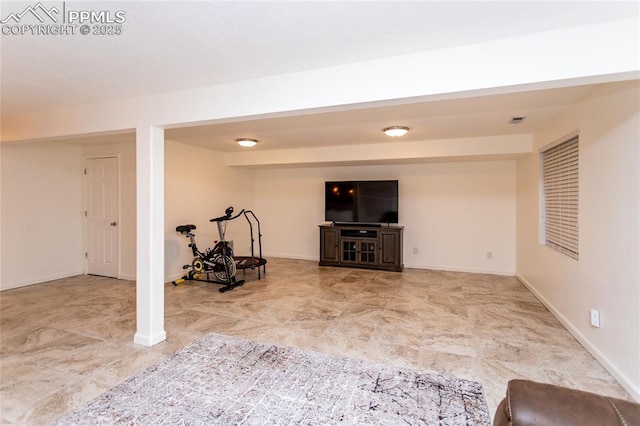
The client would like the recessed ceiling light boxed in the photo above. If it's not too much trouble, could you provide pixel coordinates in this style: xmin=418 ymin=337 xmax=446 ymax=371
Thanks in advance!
xmin=509 ymin=116 xmax=526 ymax=124
xmin=237 ymin=138 xmax=258 ymax=147
xmin=383 ymin=126 xmax=410 ymax=137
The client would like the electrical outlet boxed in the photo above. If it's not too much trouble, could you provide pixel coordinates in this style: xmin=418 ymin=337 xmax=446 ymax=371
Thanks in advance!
xmin=413 ymin=247 xmax=419 ymax=255
xmin=589 ymin=309 xmax=600 ymax=328
xmin=486 ymin=251 xmax=493 ymax=259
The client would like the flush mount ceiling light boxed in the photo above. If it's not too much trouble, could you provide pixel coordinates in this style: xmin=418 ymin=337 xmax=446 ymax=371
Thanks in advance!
xmin=383 ymin=126 xmax=410 ymax=137
xmin=236 ymin=138 xmax=258 ymax=147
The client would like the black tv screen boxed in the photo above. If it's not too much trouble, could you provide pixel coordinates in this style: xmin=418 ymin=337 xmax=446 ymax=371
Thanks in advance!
xmin=325 ymin=180 xmax=398 ymax=224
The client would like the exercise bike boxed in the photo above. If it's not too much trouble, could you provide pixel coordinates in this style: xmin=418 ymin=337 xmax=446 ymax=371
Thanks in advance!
xmin=173 ymin=206 xmax=245 ymax=292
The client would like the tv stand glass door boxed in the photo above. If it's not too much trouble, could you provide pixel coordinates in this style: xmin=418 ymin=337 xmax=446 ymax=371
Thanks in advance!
xmin=341 ymin=239 xmax=377 ymax=266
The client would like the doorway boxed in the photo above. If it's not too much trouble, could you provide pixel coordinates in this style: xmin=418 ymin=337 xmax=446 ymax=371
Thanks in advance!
xmin=85 ymin=156 xmax=120 ymax=277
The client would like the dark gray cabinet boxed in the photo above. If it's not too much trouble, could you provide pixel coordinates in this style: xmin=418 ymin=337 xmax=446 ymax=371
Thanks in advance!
xmin=319 ymin=225 xmax=403 ymax=272
xmin=320 ymin=227 xmax=339 ymax=263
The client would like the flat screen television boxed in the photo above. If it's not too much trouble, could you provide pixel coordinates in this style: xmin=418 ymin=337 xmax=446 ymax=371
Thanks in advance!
xmin=325 ymin=180 xmax=398 ymax=224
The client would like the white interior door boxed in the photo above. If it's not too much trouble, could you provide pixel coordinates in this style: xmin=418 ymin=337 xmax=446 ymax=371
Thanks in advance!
xmin=86 ymin=157 xmax=120 ymax=277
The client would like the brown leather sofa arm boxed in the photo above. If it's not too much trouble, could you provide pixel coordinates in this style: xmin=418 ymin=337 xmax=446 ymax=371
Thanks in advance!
xmin=494 ymin=379 xmax=640 ymax=426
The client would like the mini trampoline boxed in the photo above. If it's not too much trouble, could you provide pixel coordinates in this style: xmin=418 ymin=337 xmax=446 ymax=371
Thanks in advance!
xmin=234 ymin=210 xmax=267 ymax=279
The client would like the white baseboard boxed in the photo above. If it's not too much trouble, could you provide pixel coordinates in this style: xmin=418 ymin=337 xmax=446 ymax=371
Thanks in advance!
xmin=516 ymin=273 xmax=640 ymax=402
xmin=404 ymin=262 xmax=515 ymax=276
xmin=0 ymin=269 xmax=84 ymax=291
xmin=267 ymin=254 xmax=515 ymax=277
xmin=266 ymin=253 xmax=318 ymax=262
xmin=118 ymin=273 xmax=188 ymax=283
xmin=134 ymin=330 xmax=167 ymax=347
xmin=117 ymin=272 xmax=187 ymax=283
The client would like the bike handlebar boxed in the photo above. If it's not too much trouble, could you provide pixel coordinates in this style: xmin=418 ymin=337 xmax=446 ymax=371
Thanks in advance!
xmin=210 ymin=207 xmax=245 ymax=222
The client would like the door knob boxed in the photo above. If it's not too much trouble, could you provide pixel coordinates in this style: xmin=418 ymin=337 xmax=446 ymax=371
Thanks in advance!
xmin=110 ymin=222 xmax=117 ymax=226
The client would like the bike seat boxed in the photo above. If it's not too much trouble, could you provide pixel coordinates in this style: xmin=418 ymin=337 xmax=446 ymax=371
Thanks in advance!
xmin=176 ymin=224 xmax=196 ymax=233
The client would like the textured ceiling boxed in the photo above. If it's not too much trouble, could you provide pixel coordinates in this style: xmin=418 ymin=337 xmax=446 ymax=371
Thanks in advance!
xmin=1 ymin=1 xmax=637 ymax=116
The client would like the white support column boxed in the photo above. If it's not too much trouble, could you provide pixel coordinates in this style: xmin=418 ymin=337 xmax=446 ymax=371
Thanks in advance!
xmin=134 ymin=124 xmax=167 ymax=346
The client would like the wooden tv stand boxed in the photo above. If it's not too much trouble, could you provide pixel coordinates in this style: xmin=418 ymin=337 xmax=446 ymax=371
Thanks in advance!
xmin=319 ymin=224 xmax=403 ymax=272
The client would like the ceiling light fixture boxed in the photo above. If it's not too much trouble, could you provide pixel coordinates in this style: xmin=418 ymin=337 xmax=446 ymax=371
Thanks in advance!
xmin=237 ymin=138 xmax=258 ymax=147
xmin=383 ymin=126 xmax=409 ymax=137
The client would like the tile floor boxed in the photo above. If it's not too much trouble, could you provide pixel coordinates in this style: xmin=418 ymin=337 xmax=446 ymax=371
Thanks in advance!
xmin=0 ymin=258 xmax=631 ymax=424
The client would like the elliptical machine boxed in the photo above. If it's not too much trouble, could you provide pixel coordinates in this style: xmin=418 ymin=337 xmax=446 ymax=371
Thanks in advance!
xmin=173 ymin=207 xmax=245 ymax=293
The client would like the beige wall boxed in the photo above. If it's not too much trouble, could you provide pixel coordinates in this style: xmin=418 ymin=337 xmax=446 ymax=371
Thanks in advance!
xmin=516 ymin=81 xmax=640 ymax=398
xmin=81 ymin=140 xmax=257 ymax=282
xmin=0 ymin=139 xmax=257 ymax=289
xmin=1 ymin=143 xmax=84 ymax=290
xmin=254 ymin=160 xmax=517 ymax=275
xmin=164 ymin=140 xmax=255 ymax=281
xmin=83 ymin=139 xmax=258 ymax=282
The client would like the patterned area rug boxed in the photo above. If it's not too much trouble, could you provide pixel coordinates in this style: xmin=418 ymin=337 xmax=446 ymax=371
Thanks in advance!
xmin=55 ymin=333 xmax=491 ymax=425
